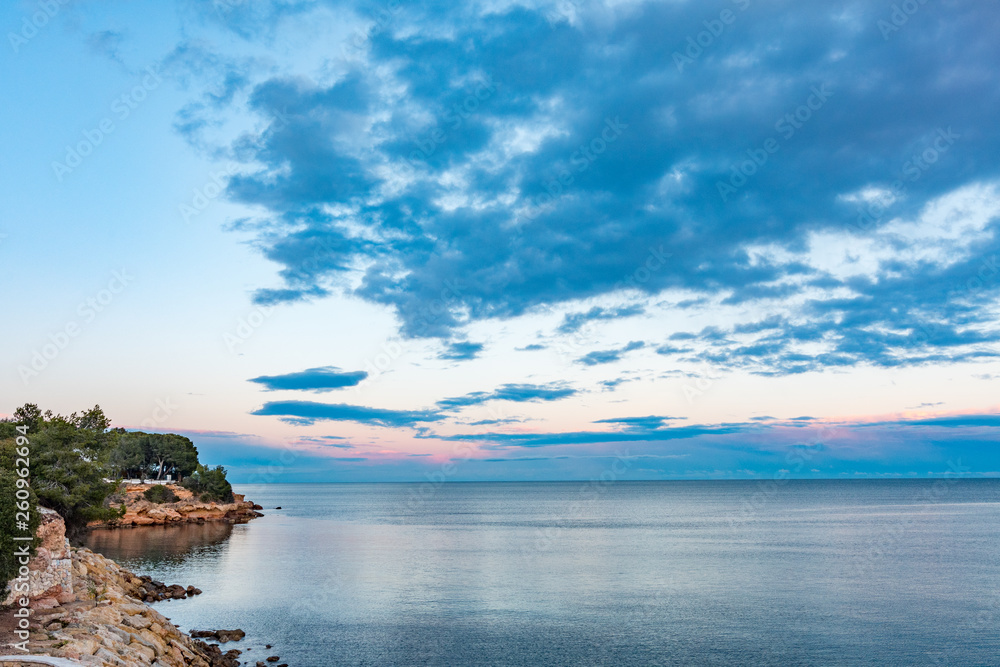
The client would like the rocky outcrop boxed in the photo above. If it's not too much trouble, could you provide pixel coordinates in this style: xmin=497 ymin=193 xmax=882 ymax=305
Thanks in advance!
xmin=3 ymin=509 xmax=75 ymax=610
xmin=1 ymin=545 xmax=242 ymax=666
xmin=92 ymin=486 xmax=262 ymax=528
xmin=133 ymin=577 xmax=201 ymax=603
xmin=1 ymin=510 xmax=274 ymax=666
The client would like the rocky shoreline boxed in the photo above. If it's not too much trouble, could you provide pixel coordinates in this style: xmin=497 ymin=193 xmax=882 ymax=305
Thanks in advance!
xmin=1 ymin=503 xmax=282 ymax=666
xmin=90 ymin=485 xmax=263 ymax=529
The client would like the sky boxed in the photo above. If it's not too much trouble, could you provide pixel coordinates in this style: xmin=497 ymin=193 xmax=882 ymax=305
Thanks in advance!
xmin=1 ymin=0 xmax=998 ymax=482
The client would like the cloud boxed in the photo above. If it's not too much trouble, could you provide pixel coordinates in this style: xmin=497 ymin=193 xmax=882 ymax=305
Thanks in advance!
xmin=86 ymin=30 xmax=125 ymax=65
xmin=862 ymin=413 xmax=1000 ymax=429
xmin=577 ymin=341 xmax=645 ymax=366
xmin=249 ymin=366 xmax=368 ymax=392
xmin=439 ymin=341 xmax=484 ymax=360
xmin=599 ymin=377 xmax=632 ymax=390
xmin=291 ymin=435 xmax=357 ymax=449
xmin=167 ymin=0 xmax=1000 ymax=376
xmin=593 ymin=416 xmax=683 ymax=430
xmin=437 ymin=382 xmax=576 ymax=410
xmin=435 ymin=423 xmax=744 ymax=448
xmin=251 ymin=400 xmax=445 ymax=427
xmin=557 ymin=305 xmax=645 ymax=334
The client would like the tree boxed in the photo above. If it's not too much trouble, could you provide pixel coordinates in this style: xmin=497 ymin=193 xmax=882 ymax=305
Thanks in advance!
xmin=182 ymin=465 xmax=234 ymax=502
xmin=0 ymin=437 xmax=40 ymax=599
xmin=12 ymin=404 xmax=121 ymax=541
xmin=108 ymin=433 xmax=147 ymax=480
xmin=108 ymin=432 xmax=200 ymax=481
xmin=148 ymin=434 xmax=199 ymax=481
xmin=3 ymin=403 xmax=225 ymax=542
xmin=11 ymin=404 xmax=42 ymax=432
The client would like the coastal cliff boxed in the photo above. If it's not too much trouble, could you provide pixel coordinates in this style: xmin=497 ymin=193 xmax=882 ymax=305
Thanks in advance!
xmin=94 ymin=485 xmax=262 ymax=528
xmin=2 ymin=511 xmax=264 ymax=666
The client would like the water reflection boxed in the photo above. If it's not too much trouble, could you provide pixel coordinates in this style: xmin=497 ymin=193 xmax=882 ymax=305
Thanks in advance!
xmin=85 ymin=522 xmax=233 ymax=568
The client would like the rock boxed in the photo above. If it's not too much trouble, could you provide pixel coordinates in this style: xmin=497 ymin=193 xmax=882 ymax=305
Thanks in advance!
xmin=266 ymin=656 xmax=280 ymax=662
xmin=2 ymin=508 xmax=74 ymax=608
xmin=191 ymin=628 xmax=245 ymax=643
xmin=217 ymin=629 xmax=246 ymax=643
xmin=191 ymin=630 xmax=218 ymax=638
xmin=252 ymin=503 xmax=263 ymax=510
xmin=90 ymin=483 xmax=262 ymax=528
xmin=274 ymin=506 xmax=282 ymax=510
xmin=2 ymin=520 xmax=255 ymax=667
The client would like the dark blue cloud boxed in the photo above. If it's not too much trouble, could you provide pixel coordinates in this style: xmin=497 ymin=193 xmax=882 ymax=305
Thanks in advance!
xmin=251 ymin=400 xmax=444 ymax=427
xmin=593 ymin=416 xmax=683 ymax=430
xmin=291 ymin=435 xmax=357 ymax=449
xmin=665 ymin=247 xmax=1000 ymax=374
xmin=429 ymin=412 xmax=1000 ymax=457
xmin=437 ymin=382 xmax=576 ymax=410
xmin=435 ymin=423 xmax=744 ymax=448
xmin=173 ymin=0 xmax=1000 ymax=373
xmin=249 ymin=366 xmax=368 ymax=392
xmin=861 ymin=414 xmax=1000 ymax=429
xmin=577 ymin=341 xmax=645 ymax=366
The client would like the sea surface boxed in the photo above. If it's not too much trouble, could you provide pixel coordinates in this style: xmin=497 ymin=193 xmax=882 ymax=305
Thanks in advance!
xmin=84 ymin=480 xmax=1000 ymax=666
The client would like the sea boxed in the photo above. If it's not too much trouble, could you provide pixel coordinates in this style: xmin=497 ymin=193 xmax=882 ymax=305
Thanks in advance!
xmin=84 ymin=480 xmax=1000 ymax=666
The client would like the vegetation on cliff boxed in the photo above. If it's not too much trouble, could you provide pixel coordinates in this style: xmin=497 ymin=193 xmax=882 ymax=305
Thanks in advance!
xmin=110 ymin=431 xmax=199 ymax=482
xmin=142 ymin=485 xmax=179 ymax=504
xmin=181 ymin=464 xmax=234 ymax=503
xmin=0 ymin=435 xmax=41 ymax=601
xmin=0 ymin=403 xmax=234 ymax=546
xmin=1 ymin=404 xmax=119 ymax=544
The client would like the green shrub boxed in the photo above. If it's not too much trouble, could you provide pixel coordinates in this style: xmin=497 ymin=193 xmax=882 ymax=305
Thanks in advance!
xmin=142 ymin=485 xmax=178 ymax=504
xmin=181 ymin=465 xmax=234 ymax=503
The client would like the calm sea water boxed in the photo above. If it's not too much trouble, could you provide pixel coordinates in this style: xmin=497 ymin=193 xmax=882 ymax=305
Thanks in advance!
xmin=84 ymin=481 xmax=1000 ymax=666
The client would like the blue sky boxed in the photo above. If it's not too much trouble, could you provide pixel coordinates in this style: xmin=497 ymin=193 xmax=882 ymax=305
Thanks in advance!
xmin=2 ymin=0 xmax=998 ymax=482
